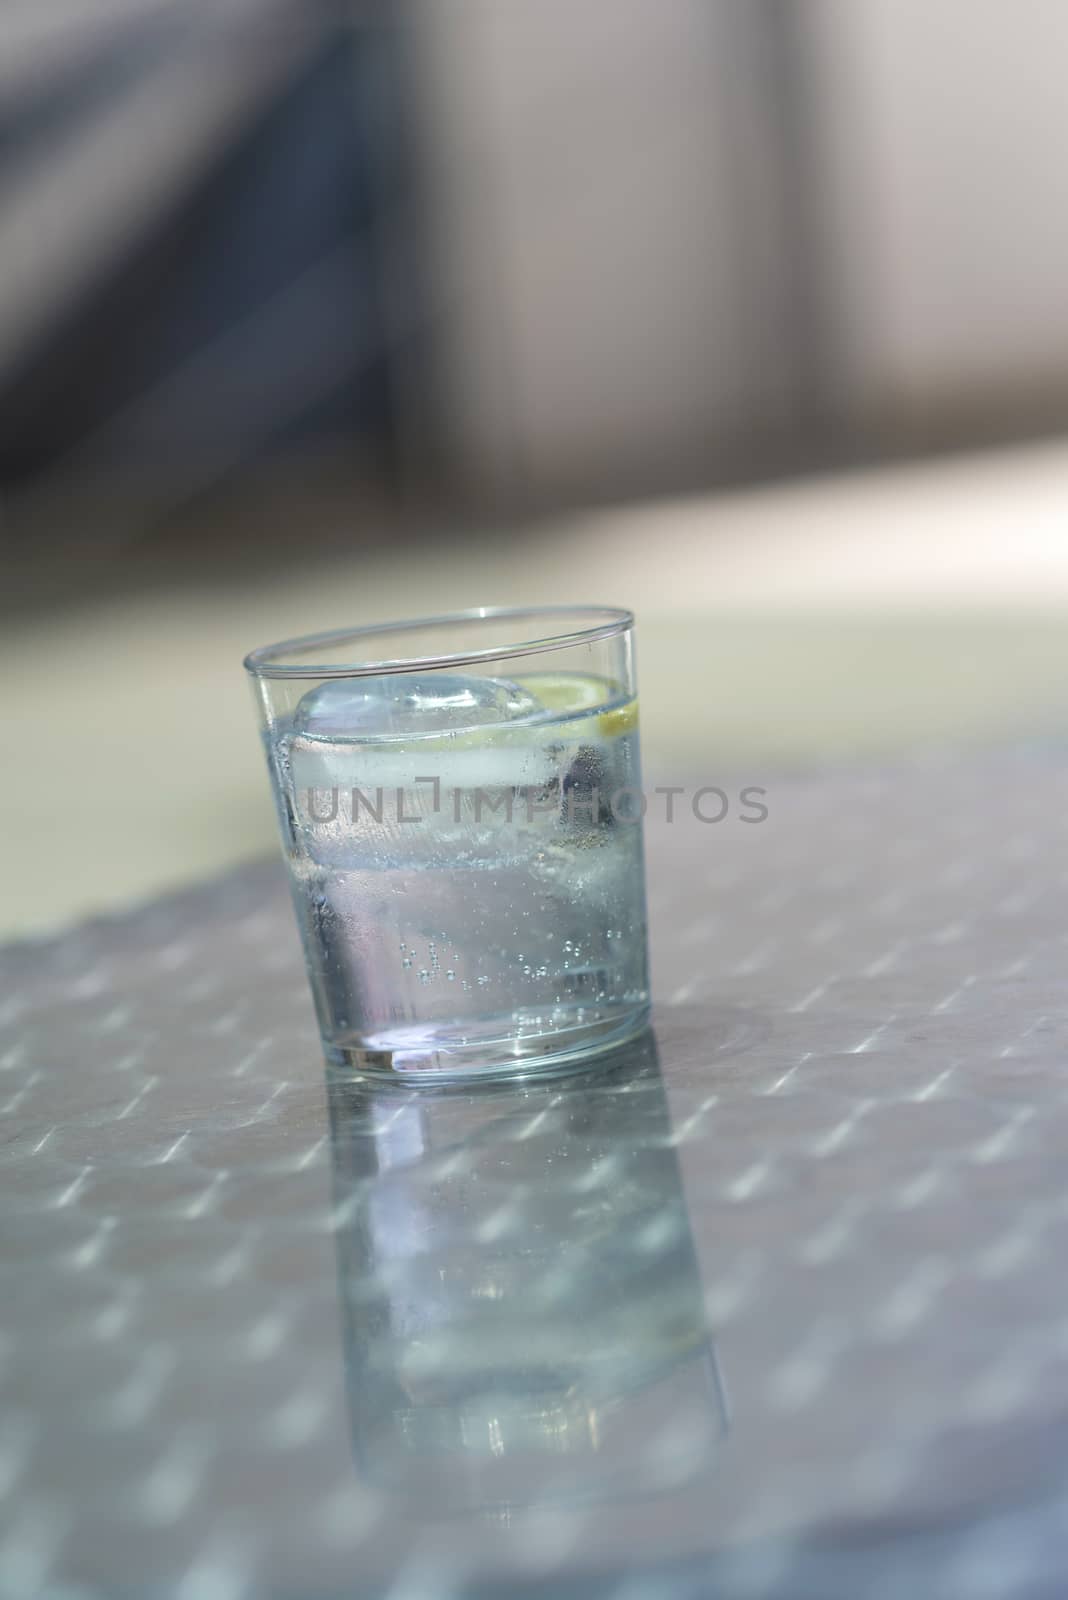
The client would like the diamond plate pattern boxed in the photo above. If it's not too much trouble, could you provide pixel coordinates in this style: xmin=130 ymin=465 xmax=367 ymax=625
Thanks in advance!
xmin=2 ymin=751 xmax=1068 ymax=1598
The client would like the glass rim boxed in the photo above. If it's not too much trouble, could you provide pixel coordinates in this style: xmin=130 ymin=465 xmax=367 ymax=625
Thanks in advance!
xmin=243 ymin=604 xmax=634 ymax=681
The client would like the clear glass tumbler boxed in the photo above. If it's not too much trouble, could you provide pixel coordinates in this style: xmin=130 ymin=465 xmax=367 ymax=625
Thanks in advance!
xmin=244 ymin=607 xmax=650 ymax=1080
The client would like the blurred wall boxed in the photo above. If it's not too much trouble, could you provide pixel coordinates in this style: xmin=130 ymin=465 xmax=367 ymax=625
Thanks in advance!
xmin=409 ymin=0 xmax=811 ymax=508
xmin=803 ymin=0 xmax=1068 ymax=440
xmin=410 ymin=0 xmax=1068 ymax=506
xmin=6 ymin=0 xmax=1068 ymax=548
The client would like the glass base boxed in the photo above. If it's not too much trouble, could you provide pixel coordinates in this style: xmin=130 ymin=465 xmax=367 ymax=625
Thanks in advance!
xmin=322 ymin=1003 xmax=651 ymax=1084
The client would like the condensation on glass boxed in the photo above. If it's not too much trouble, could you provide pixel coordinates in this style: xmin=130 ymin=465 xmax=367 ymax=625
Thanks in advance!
xmin=245 ymin=607 xmax=650 ymax=1080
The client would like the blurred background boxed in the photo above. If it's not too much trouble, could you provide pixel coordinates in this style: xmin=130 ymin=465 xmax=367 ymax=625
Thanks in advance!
xmin=6 ymin=0 xmax=1068 ymax=936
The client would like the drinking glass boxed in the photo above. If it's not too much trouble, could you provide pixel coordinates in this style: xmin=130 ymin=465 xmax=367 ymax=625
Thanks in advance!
xmin=244 ymin=606 xmax=649 ymax=1080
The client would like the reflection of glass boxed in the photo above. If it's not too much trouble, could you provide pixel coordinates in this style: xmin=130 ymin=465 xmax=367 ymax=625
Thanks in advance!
xmin=328 ymin=1029 xmax=727 ymax=1512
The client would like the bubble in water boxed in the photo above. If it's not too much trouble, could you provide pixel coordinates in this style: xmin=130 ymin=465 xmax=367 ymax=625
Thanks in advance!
xmin=401 ymin=956 xmax=413 ymax=969
xmin=418 ymin=969 xmax=430 ymax=984
xmin=446 ymin=970 xmax=456 ymax=981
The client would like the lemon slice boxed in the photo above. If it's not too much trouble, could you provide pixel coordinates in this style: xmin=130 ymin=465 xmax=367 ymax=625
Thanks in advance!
xmin=516 ymin=673 xmax=638 ymax=738
xmin=517 ymin=672 xmax=609 ymax=714
xmin=596 ymin=699 xmax=638 ymax=738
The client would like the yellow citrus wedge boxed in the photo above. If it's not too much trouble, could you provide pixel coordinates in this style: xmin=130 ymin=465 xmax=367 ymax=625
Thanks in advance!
xmin=516 ymin=673 xmax=637 ymax=738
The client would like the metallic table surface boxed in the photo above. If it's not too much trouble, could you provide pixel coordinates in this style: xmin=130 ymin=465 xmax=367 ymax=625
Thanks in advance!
xmin=3 ymin=752 xmax=1068 ymax=1599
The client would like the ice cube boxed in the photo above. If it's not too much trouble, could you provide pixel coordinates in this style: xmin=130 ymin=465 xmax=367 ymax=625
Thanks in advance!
xmin=285 ymin=671 xmax=560 ymax=825
xmin=294 ymin=673 xmax=541 ymax=741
